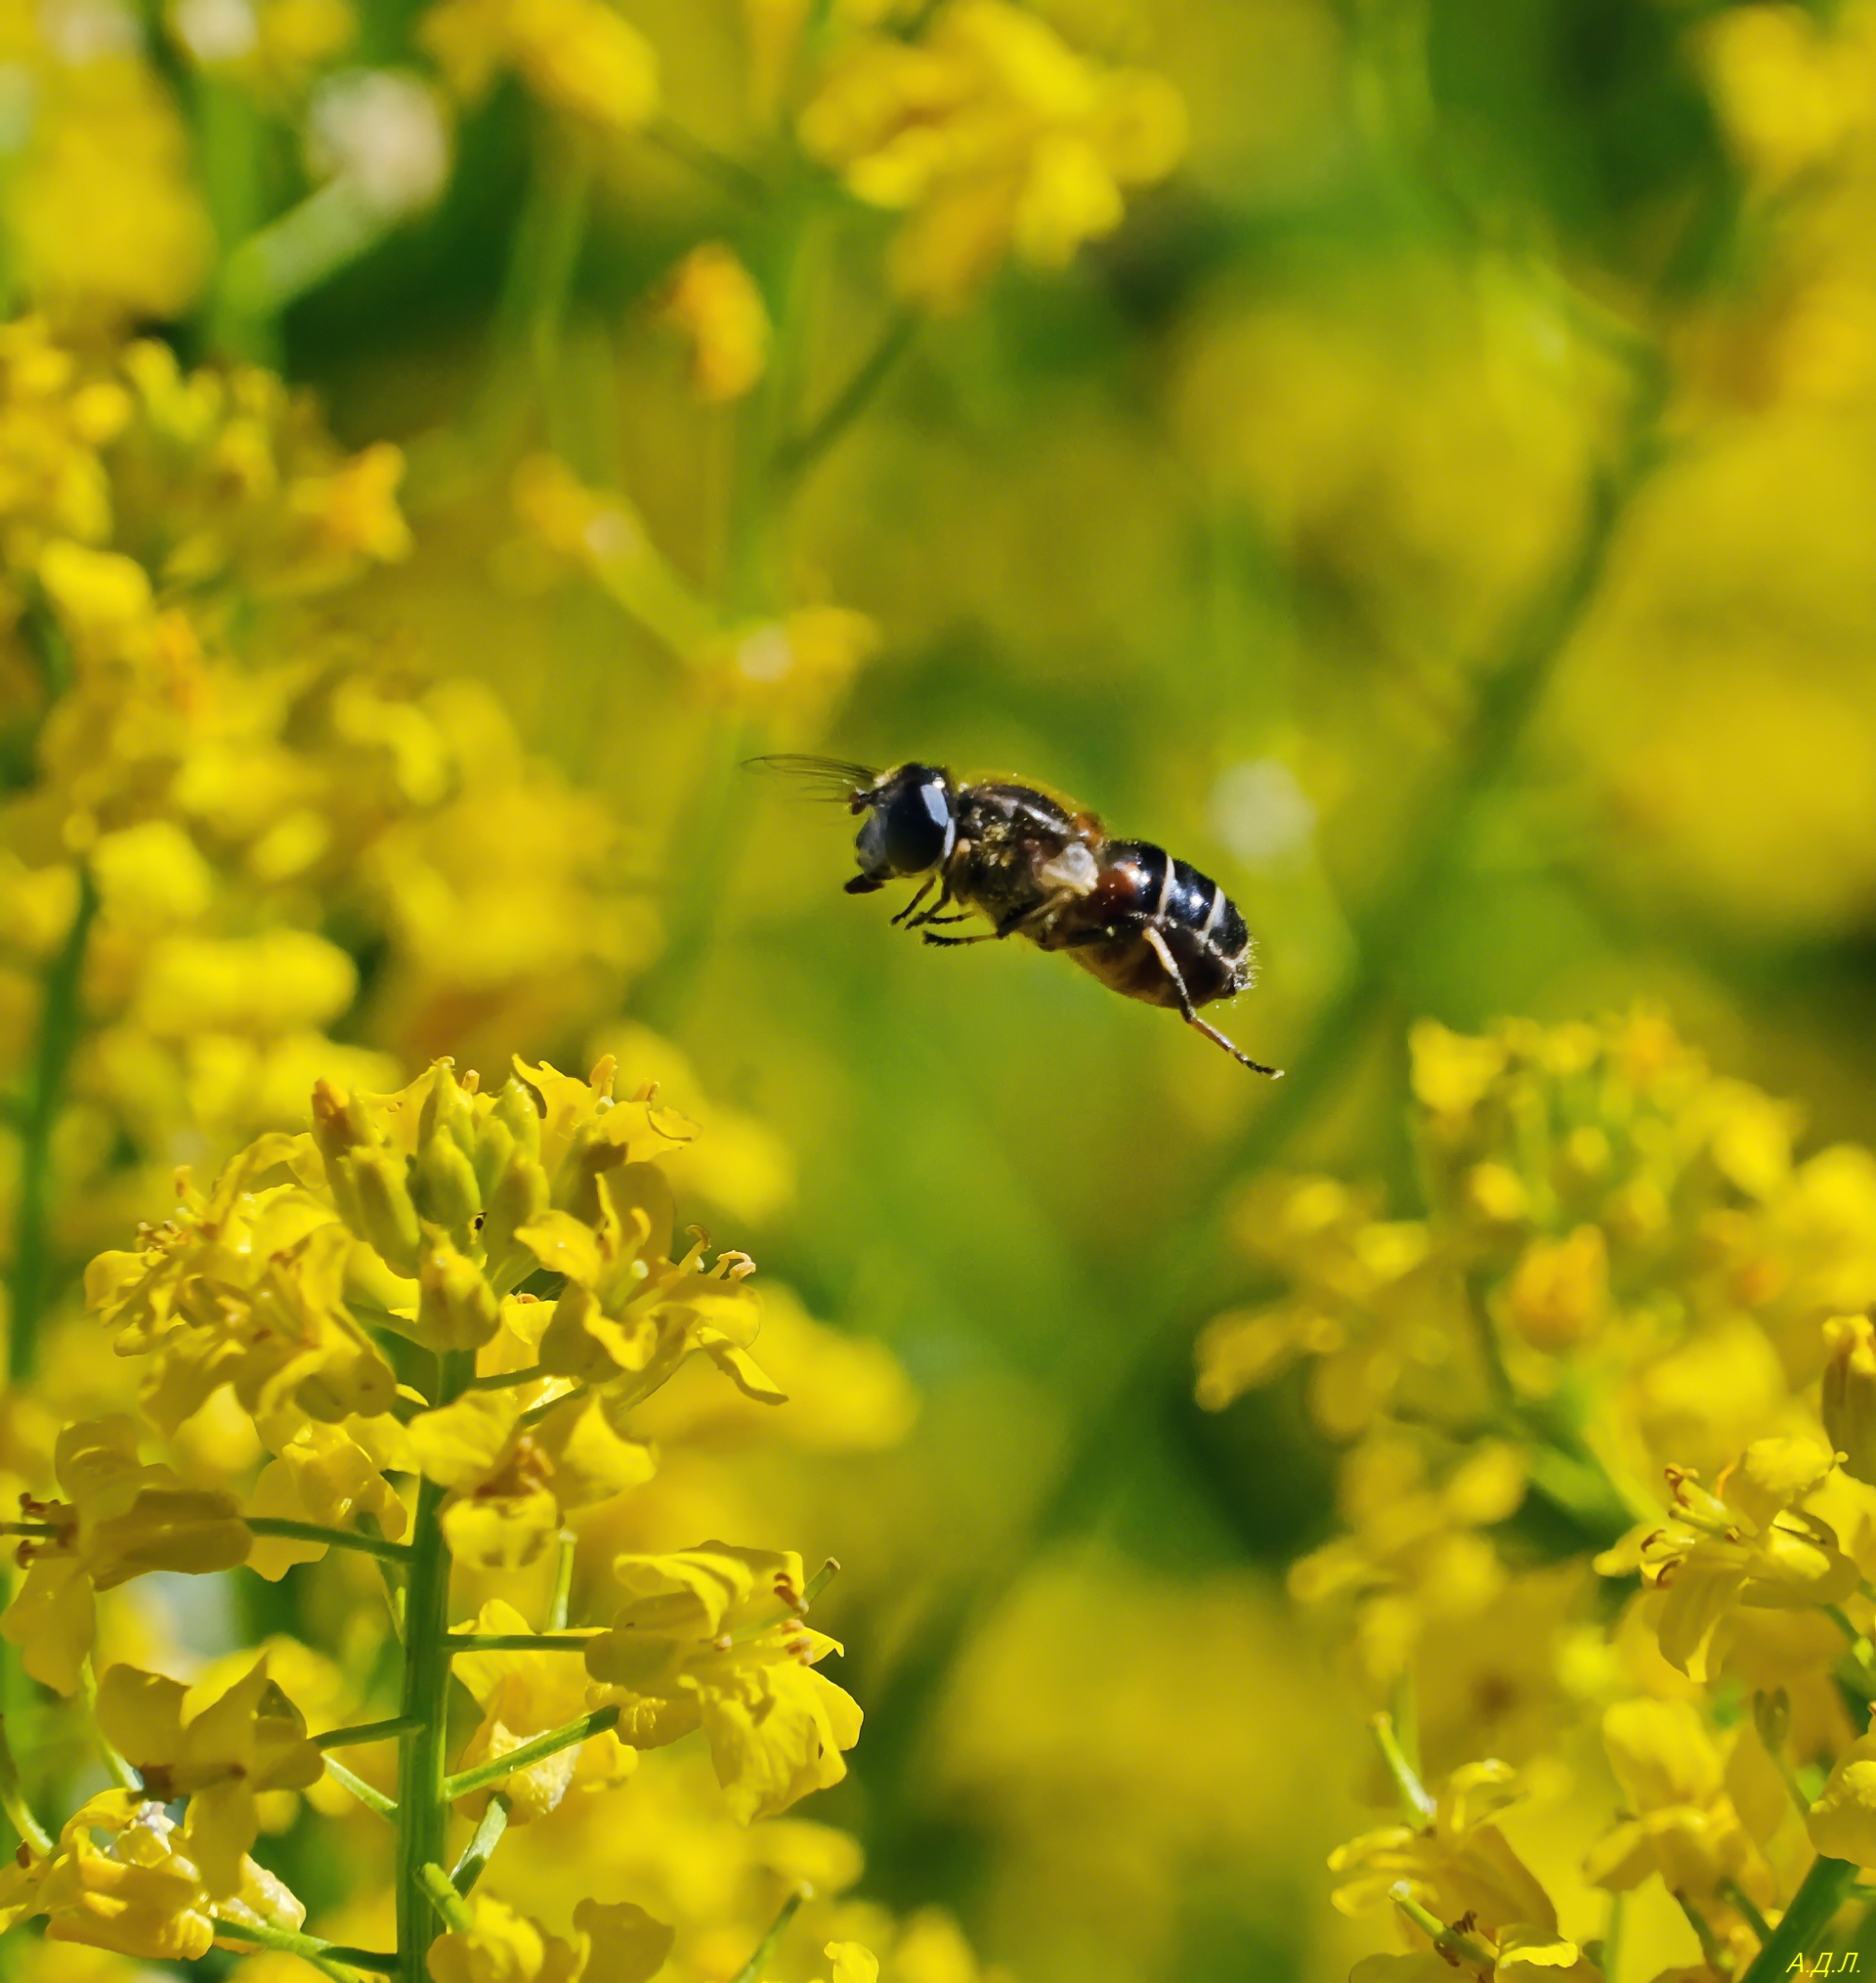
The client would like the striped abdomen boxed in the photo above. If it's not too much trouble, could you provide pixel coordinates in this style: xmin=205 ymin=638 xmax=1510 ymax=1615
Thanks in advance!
xmin=1057 ymin=839 xmax=1252 ymax=1010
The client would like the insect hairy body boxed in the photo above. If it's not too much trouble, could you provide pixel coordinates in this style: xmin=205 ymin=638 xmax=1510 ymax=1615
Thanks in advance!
xmin=747 ymin=755 xmax=1281 ymax=1077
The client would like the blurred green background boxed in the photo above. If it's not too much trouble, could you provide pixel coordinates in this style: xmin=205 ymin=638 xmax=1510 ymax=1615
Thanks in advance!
xmin=7 ymin=0 xmax=1876 ymax=1977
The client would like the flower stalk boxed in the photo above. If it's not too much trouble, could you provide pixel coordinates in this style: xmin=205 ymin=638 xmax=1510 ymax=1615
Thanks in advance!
xmin=396 ymin=1348 xmax=473 ymax=1983
xmin=9 ymin=866 xmax=98 ymax=1383
xmin=442 ymin=1704 xmax=620 ymax=1800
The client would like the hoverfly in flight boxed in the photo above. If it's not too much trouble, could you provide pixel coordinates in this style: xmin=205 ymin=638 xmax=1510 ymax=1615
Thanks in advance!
xmin=751 ymin=756 xmax=1281 ymax=1077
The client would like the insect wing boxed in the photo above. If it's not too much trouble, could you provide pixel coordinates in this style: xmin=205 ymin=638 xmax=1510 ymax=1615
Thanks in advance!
xmin=744 ymin=754 xmax=879 ymax=803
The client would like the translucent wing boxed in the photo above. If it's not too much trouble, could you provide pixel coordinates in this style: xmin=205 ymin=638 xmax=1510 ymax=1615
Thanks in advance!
xmin=744 ymin=754 xmax=879 ymax=803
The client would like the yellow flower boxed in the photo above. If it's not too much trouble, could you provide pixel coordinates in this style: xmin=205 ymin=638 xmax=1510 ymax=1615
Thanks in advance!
xmin=421 ymin=0 xmax=660 ymax=132
xmin=84 ymin=1132 xmax=401 ymax=1435
xmin=0 ymin=1419 xmax=248 ymax=1694
xmin=584 ymin=1543 xmax=862 ymax=1820
xmin=660 ymin=245 xmax=772 ymax=404
xmin=1808 ymin=1728 xmax=1876 ymax=1864
xmin=95 ymin=1657 xmax=322 ymax=1898
xmin=3 ymin=45 xmax=212 ymax=323
xmin=33 ymin=1789 xmax=303 ymax=1962
xmin=244 ymin=1417 xmax=411 ymax=1577
xmin=1196 ymin=1175 xmax=1461 ymax=1437
xmin=1824 ymin=1312 xmax=1876 ymax=1484
xmin=425 ymin=1892 xmax=672 ymax=1983
xmin=1599 ymin=1437 xmax=1859 ymax=1677
xmin=820 ymin=1945 xmax=880 ymax=1983
xmin=799 ymin=0 xmax=1186 ymax=309
xmin=1583 ymin=1699 xmax=1784 ymax=1918
xmin=1330 ymin=1758 xmax=1557 ymax=1939
xmin=1286 ymin=1433 xmax=1526 ymax=1687
xmin=451 ymin=1601 xmax=637 ymax=1820
xmin=405 ymin=1384 xmax=654 ymax=1570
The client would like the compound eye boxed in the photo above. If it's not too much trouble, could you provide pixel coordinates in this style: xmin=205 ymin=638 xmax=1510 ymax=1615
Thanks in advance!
xmin=882 ymin=777 xmax=953 ymax=874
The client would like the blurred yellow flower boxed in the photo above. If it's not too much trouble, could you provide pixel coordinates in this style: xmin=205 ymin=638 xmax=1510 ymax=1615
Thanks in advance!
xmin=421 ymin=0 xmax=660 ymax=132
xmin=0 ymin=1417 xmax=249 ymax=1693
xmin=660 ymin=244 xmax=772 ymax=405
xmin=799 ymin=0 xmax=1186 ymax=308
xmin=1583 ymin=1699 xmax=1784 ymax=1919
xmin=428 ymin=1893 xmax=673 ymax=1983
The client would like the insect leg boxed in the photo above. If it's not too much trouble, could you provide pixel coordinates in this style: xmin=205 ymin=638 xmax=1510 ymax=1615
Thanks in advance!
xmin=890 ymin=878 xmax=937 ymax=927
xmin=920 ymin=893 xmax=1073 ymax=949
xmin=1140 ymin=925 xmax=1283 ymax=1078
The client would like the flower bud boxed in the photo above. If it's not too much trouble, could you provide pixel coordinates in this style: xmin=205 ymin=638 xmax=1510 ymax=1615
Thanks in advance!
xmin=482 ymin=1150 xmax=550 ymax=1290
xmin=411 ymin=1133 xmax=481 ymax=1237
xmin=417 ymin=1240 xmax=500 ymax=1352
xmin=1823 ymin=1314 xmax=1876 ymax=1484
xmin=346 ymin=1147 xmax=423 ymax=1275
xmin=419 ymin=1058 xmax=479 ymax=1158
xmin=311 ymin=1078 xmax=368 ymax=1162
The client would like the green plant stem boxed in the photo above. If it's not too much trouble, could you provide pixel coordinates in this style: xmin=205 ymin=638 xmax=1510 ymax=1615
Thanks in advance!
xmin=773 ymin=309 xmax=918 ymax=485
xmin=549 ymin=1535 xmax=575 ymax=1631
xmin=316 ymin=1716 xmax=418 ymax=1750
xmin=76 ymin=1657 xmax=138 ymax=1792
xmin=396 ymin=1349 xmax=472 ymax=1983
xmin=443 ymin=1705 xmax=619 ymax=1800
xmin=1371 ymin=1710 xmax=1435 ymax=1821
xmin=0 ymin=1716 xmax=51 ymax=1853
xmin=450 ymin=1793 xmax=509 ymax=1897
xmin=246 ymin=1518 xmax=414 ymax=1564
xmin=441 ymin=1633 xmax=594 ymax=1654
xmin=729 ymin=1890 xmax=805 ymax=1983
xmin=9 ymin=867 xmax=97 ymax=1384
xmin=418 ymin=1861 xmax=475 ymax=1934
xmin=1390 ymin=1887 xmax=1494 ymax=1968
xmin=323 ymin=1755 xmax=397 ymax=1819
xmin=1740 ymin=1856 xmax=1862 ymax=1983
xmin=213 ymin=1916 xmax=398 ymax=1975
xmin=1723 ymin=1878 xmax=1775 ymax=1948
xmin=465 ymin=1362 xmax=551 ymax=1393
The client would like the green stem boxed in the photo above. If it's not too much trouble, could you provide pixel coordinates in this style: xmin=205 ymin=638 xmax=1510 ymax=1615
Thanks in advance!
xmin=729 ymin=1890 xmax=805 ymax=1983
xmin=1739 ymin=1856 xmax=1861 ymax=1983
xmin=1722 ymin=1878 xmax=1775 ymax=1949
xmin=549 ymin=1536 xmax=575 ymax=1631
xmin=316 ymin=1716 xmax=418 ymax=1750
xmin=443 ymin=1705 xmax=619 ymax=1800
xmin=0 ymin=1716 xmax=51 ymax=1853
xmin=442 ymin=1633 xmax=594 ymax=1654
xmin=644 ymin=120 xmax=765 ymax=203
xmin=464 ymin=1362 xmax=551 ymax=1393
xmin=9 ymin=867 xmax=97 ymax=1384
xmin=772 ymin=309 xmax=918 ymax=485
xmin=449 ymin=1792 xmax=509 ymax=1897
xmin=1371 ymin=1710 xmax=1435 ymax=1821
xmin=396 ymin=1349 xmax=472 ymax=1983
xmin=418 ymin=1862 xmax=475 ymax=1935
xmin=76 ymin=1657 xmax=139 ymax=1793
xmin=323 ymin=1755 xmax=397 ymax=1819
xmin=246 ymin=1518 xmax=414 ymax=1564
xmin=519 ymin=1384 xmax=585 ymax=1430
xmin=213 ymin=1916 xmax=398 ymax=1975
xmin=1390 ymin=1888 xmax=1494 ymax=1969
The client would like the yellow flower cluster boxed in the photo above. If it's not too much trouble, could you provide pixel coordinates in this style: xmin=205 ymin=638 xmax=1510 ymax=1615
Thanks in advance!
xmin=1205 ymin=1012 xmax=1876 ymax=1979
xmin=0 ymin=319 xmax=652 ymax=1316
xmin=800 ymin=0 xmax=1187 ymax=309
xmin=1 ymin=1057 xmax=864 ymax=1972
